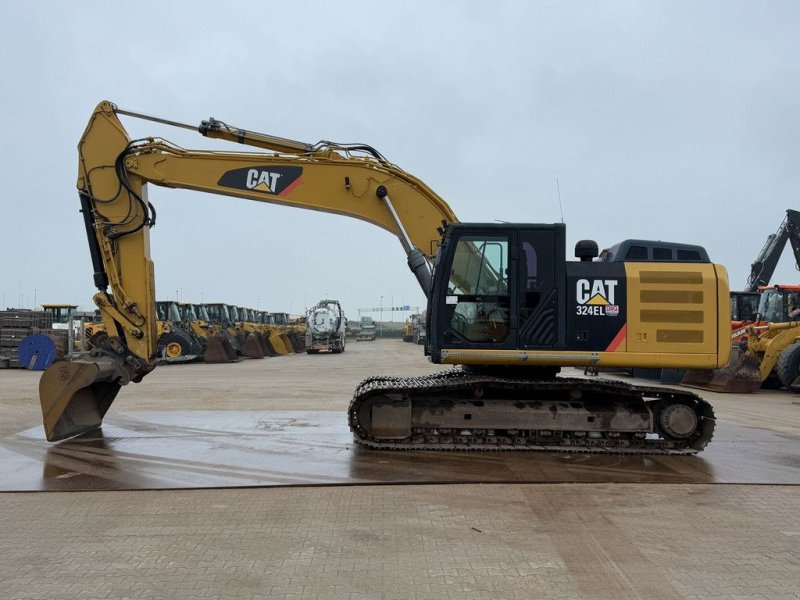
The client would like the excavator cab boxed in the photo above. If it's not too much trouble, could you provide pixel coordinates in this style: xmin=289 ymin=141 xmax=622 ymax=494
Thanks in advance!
xmin=427 ymin=224 xmax=727 ymax=374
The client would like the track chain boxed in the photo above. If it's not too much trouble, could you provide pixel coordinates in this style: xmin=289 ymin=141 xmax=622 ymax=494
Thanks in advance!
xmin=347 ymin=369 xmax=716 ymax=455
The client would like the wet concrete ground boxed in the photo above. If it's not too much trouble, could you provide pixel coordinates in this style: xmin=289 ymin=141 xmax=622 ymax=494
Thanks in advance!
xmin=2 ymin=409 xmax=798 ymax=491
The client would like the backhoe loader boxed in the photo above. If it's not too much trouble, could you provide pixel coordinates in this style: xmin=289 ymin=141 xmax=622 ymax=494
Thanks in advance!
xmin=39 ymin=101 xmax=731 ymax=454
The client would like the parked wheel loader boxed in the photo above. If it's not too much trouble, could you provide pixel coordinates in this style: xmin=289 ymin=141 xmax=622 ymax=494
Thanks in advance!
xmin=204 ymin=303 xmax=264 ymax=358
xmin=228 ymin=305 xmax=266 ymax=359
xmin=270 ymin=311 xmax=303 ymax=353
xmin=684 ymin=286 xmax=800 ymax=392
xmin=257 ymin=311 xmax=294 ymax=355
xmin=178 ymin=303 xmax=238 ymax=363
xmin=154 ymin=301 xmax=204 ymax=362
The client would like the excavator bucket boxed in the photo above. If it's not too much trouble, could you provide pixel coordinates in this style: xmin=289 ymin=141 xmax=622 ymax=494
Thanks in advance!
xmin=39 ymin=358 xmax=123 ymax=441
xmin=241 ymin=333 xmax=265 ymax=359
xmin=203 ymin=335 xmax=239 ymax=363
xmin=681 ymin=347 xmax=763 ymax=394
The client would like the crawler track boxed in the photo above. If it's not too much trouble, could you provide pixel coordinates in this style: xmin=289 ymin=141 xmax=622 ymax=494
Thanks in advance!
xmin=348 ymin=370 xmax=715 ymax=454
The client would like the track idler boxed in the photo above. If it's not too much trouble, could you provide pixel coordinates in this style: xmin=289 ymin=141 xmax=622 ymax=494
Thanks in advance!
xmin=681 ymin=346 xmax=762 ymax=394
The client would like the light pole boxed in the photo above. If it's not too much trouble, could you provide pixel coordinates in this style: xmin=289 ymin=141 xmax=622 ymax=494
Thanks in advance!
xmin=380 ymin=295 xmax=383 ymax=338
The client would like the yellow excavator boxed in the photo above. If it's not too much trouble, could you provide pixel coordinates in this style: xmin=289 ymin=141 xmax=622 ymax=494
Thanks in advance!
xmin=40 ymin=101 xmax=732 ymax=453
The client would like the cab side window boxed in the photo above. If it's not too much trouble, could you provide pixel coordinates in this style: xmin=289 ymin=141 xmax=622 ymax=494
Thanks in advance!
xmin=447 ymin=236 xmax=510 ymax=342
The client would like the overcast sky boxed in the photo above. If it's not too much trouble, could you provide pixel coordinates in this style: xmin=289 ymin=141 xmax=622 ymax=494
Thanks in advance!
xmin=2 ymin=1 xmax=799 ymax=320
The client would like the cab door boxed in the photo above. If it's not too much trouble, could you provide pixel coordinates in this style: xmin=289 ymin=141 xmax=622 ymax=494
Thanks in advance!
xmin=435 ymin=229 xmax=517 ymax=350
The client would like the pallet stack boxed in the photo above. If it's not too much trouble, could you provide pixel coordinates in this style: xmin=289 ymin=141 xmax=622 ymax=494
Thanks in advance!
xmin=0 ymin=309 xmax=55 ymax=368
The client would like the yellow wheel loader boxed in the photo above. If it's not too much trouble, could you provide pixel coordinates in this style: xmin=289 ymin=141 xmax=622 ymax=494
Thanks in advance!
xmin=178 ymin=303 xmax=238 ymax=363
xmin=154 ymin=301 xmax=204 ymax=362
xmin=683 ymin=286 xmax=800 ymax=393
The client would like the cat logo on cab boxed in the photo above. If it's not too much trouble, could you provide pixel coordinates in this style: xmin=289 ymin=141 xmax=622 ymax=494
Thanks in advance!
xmin=576 ymin=279 xmax=619 ymax=316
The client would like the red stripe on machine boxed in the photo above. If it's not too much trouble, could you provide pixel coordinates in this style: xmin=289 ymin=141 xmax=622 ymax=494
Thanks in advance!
xmin=279 ymin=176 xmax=303 ymax=197
xmin=606 ymin=324 xmax=627 ymax=352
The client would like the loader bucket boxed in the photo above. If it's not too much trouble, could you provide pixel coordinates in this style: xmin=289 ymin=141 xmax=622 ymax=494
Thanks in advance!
xmin=288 ymin=332 xmax=305 ymax=353
xmin=39 ymin=358 xmax=123 ymax=441
xmin=241 ymin=333 xmax=265 ymax=359
xmin=269 ymin=334 xmax=291 ymax=355
xmin=681 ymin=347 xmax=763 ymax=394
xmin=203 ymin=335 xmax=239 ymax=363
xmin=280 ymin=333 xmax=296 ymax=354
xmin=257 ymin=333 xmax=277 ymax=357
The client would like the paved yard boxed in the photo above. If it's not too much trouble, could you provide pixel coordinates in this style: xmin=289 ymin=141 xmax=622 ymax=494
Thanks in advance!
xmin=1 ymin=340 xmax=799 ymax=599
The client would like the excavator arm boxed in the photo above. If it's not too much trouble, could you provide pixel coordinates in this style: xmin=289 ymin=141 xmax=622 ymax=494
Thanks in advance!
xmin=40 ymin=100 xmax=457 ymax=441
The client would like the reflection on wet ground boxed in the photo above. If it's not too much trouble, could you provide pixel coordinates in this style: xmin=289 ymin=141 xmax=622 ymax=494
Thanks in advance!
xmin=1 ymin=410 xmax=798 ymax=491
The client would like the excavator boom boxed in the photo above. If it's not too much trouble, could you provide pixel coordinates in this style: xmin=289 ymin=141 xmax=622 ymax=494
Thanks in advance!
xmin=41 ymin=101 xmax=457 ymax=440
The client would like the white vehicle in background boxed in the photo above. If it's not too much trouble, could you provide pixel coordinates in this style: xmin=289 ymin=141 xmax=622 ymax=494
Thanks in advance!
xmin=305 ymin=299 xmax=347 ymax=353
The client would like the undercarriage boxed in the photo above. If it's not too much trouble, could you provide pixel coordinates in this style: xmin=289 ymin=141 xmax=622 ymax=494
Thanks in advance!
xmin=349 ymin=370 xmax=715 ymax=454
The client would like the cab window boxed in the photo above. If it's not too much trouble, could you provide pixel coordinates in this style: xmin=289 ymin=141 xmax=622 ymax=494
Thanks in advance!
xmin=447 ymin=236 xmax=510 ymax=342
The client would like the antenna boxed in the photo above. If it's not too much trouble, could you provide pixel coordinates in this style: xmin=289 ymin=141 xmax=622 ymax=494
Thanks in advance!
xmin=556 ymin=178 xmax=564 ymax=224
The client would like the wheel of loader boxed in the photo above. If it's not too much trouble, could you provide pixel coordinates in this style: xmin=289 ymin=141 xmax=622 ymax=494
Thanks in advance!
xmin=159 ymin=332 xmax=191 ymax=358
xmin=777 ymin=342 xmax=800 ymax=392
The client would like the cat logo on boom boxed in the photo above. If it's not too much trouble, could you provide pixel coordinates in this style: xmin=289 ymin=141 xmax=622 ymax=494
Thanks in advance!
xmin=576 ymin=279 xmax=619 ymax=316
xmin=246 ymin=169 xmax=282 ymax=193
xmin=217 ymin=166 xmax=303 ymax=197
